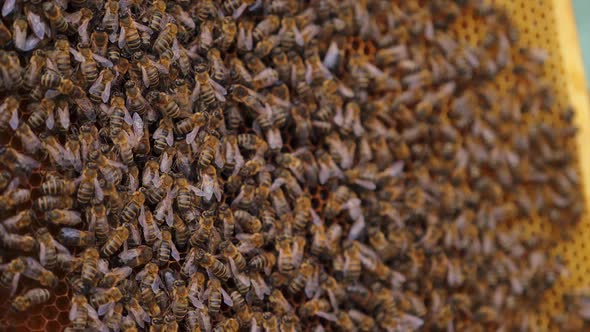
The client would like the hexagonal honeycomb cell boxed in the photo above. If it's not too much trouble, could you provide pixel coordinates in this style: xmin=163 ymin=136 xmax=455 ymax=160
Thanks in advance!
xmin=0 ymin=278 xmax=70 ymax=331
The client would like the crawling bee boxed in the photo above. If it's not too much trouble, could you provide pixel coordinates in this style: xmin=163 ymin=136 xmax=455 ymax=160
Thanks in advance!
xmin=194 ymin=248 xmax=230 ymax=281
xmin=118 ymin=245 xmax=153 ymax=268
xmin=0 ymin=257 xmax=26 ymax=296
xmin=11 ymin=288 xmax=51 ymax=312
xmin=0 ymin=146 xmax=40 ymax=175
xmin=101 ymin=224 xmax=129 ymax=257
xmin=22 ymin=257 xmax=57 ymax=288
xmin=46 ymin=209 xmax=82 ymax=226
xmin=156 ymin=227 xmax=180 ymax=265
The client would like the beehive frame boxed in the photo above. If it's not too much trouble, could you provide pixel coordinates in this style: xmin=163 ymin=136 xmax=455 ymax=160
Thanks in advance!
xmin=454 ymin=0 xmax=590 ymax=330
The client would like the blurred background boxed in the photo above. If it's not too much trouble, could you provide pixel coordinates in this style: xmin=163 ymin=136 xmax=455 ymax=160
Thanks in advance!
xmin=573 ymin=0 xmax=590 ymax=86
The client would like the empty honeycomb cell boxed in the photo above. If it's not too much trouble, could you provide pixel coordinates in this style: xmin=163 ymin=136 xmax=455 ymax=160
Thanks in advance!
xmin=54 ymin=296 xmax=69 ymax=311
xmin=25 ymin=315 xmax=44 ymax=330
xmin=44 ymin=321 xmax=60 ymax=331
xmin=41 ymin=305 xmax=58 ymax=321
xmin=53 ymin=281 xmax=68 ymax=297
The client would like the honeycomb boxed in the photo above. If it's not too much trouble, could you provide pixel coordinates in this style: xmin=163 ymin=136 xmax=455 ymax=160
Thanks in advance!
xmin=0 ymin=0 xmax=588 ymax=331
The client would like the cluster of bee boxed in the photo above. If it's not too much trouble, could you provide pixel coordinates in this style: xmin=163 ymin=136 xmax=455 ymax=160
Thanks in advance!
xmin=0 ymin=0 xmax=585 ymax=330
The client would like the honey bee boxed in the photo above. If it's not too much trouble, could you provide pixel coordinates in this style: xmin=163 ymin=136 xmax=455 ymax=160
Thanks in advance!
xmin=33 ymin=196 xmax=74 ymax=211
xmin=0 ymin=96 xmax=19 ymax=131
xmin=131 ymin=51 xmax=159 ymax=88
xmin=254 ymin=35 xmax=280 ymax=58
xmin=287 ymin=259 xmax=314 ymax=295
xmin=43 ymin=2 xmax=69 ymax=34
xmin=23 ymin=257 xmax=57 ymax=288
xmin=124 ymin=296 xmax=150 ymax=329
xmin=98 ymin=266 xmax=133 ymax=289
xmin=298 ymin=298 xmax=331 ymax=319
xmin=46 ymin=209 xmax=82 ymax=226
xmin=153 ymin=23 xmax=178 ymax=55
xmin=212 ymin=17 xmax=237 ymax=51
xmin=11 ymin=288 xmax=51 ymax=312
xmin=57 ymin=227 xmax=95 ymax=247
xmin=271 ymin=298 xmax=296 ymax=325
xmin=71 ymin=43 xmax=113 ymax=85
xmin=0 ymin=51 xmax=23 ymax=91
xmin=207 ymin=278 xmax=233 ymax=314
xmin=90 ymin=26 xmax=108 ymax=57
xmin=36 ymin=227 xmax=65 ymax=270
xmin=121 ymin=189 xmax=145 ymax=223
xmin=194 ymin=248 xmax=230 ymax=281
xmin=156 ymin=227 xmax=180 ymax=265
xmin=148 ymin=91 xmax=185 ymax=119
xmin=77 ymin=165 xmax=101 ymax=205
xmin=167 ymin=280 xmax=189 ymax=321
xmin=0 ymin=146 xmax=40 ymax=175
xmin=100 ymin=224 xmax=129 ymax=257
xmin=88 ymin=68 xmax=115 ymax=103
xmin=220 ymin=240 xmax=247 ymax=272
xmin=2 ymin=210 xmax=33 ymax=232
xmin=251 ymin=14 xmax=279 ymax=42
xmin=118 ymin=245 xmax=152 ymax=268
xmin=90 ymin=286 xmax=123 ymax=316
xmin=0 ymin=224 xmax=34 ymax=253
xmin=0 ymin=257 xmax=26 ymax=296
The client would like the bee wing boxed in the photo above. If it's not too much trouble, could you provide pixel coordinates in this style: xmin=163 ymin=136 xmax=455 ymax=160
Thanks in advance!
xmin=293 ymin=26 xmax=304 ymax=47
xmin=159 ymin=151 xmax=173 ymax=173
xmin=39 ymin=242 xmax=47 ymax=266
xmin=77 ymin=19 xmax=90 ymax=44
xmin=132 ymin=112 xmax=143 ymax=136
xmin=117 ymin=27 xmax=126 ymax=48
xmin=98 ymin=302 xmax=114 ymax=317
xmin=185 ymin=127 xmax=199 ymax=145
xmin=45 ymin=106 xmax=55 ymax=130
xmin=9 ymin=107 xmax=18 ymax=130
xmin=69 ymin=302 xmax=78 ymax=321
xmin=53 ymin=240 xmax=70 ymax=255
xmin=209 ymin=79 xmax=227 ymax=102
xmin=89 ymin=70 xmax=105 ymax=94
xmin=74 ymin=97 xmax=96 ymax=121
xmin=232 ymin=3 xmax=248 ymax=19
xmin=315 ymin=311 xmax=338 ymax=323
xmin=94 ymin=178 xmax=104 ymax=202
xmin=170 ymin=240 xmax=180 ymax=261
xmin=26 ymin=11 xmax=45 ymax=39
xmin=65 ymin=10 xmax=83 ymax=24
xmin=92 ymin=54 xmax=113 ymax=68
xmin=189 ymin=294 xmax=205 ymax=309
xmin=102 ymin=80 xmax=112 ymax=103
xmin=305 ymin=267 xmax=320 ymax=299
xmin=323 ymin=41 xmax=340 ymax=69
xmin=190 ymin=80 xmax=201 ymax=104
xmin=1 ymin=0 xmax=15 ymax=17
xmin=152 ymin=61 xmax=169 ymax=74
xmin=135 ymin=22 xmax=153 ymax=35
xmin=251 ymin=275 xmax=270 ymax=300
xmin=85 ymin=303 xmax=100 ymax=322
xmin=13 ymin=22 xmax=26 ymax=50
xmin=220 ymin=287 xmax=233 ymax=307
xmin=141 ymin=66 xmax=150 ymax=88
xmin=166 ymin=128 xmax=175 ymax=146
xmin=57 ymin=103 xmax=70 ymax=130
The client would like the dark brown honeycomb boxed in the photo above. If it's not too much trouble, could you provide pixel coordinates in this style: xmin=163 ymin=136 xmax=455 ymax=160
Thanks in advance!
xmin=0 ymin=279 xmax=70 ymax=331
